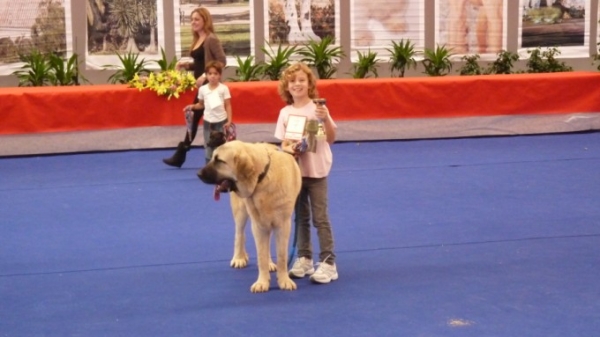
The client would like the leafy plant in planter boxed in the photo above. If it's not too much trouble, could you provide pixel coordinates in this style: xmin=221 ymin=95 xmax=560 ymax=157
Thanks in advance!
xmin=422 ymin=45 xmax=452 ymax=76
xmin=260 ymin=42 xmax=297 ymax=81
xmin=228 ymin=55 xmax=263 ymax=82
xmin=13 ymin=49 xmax=53 ymax=86
xmin=525 ymin=47 xmax=573 ymax=73
xmin=387 ymin=39 xmax=417 ymax=77
xmin=458 ymin=54 xmax=483 ymax=75
xmin=297 ymin=36 xmax=345 ymax=79
xmin=155 ymin=47 xmax=178 ymax=71
xmin=486 ymin=50 xmax=519 ymax=74
xmin=349 ymin=49 xmax=379 ymax=79
xmin=48 ymin=53 xmax=88 ymax=86
xmin=105 ymin=51 xmax=150 ymax=84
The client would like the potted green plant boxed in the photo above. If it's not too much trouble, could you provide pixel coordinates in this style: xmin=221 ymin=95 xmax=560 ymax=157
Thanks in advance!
xmin=486 ymin=50 xmax=519 ymax=74
xmin=297 ymin=36 xmax=345 ymax=79
xmin=457 ymin=54 xmax=483 ymax=76
xmin=525 ymin=47 xmax=573 ymax=73
xmin=48 ymin=53 xmax=88 ymax=86
xmin=12 ymin=49 xmax=53 ymax=86
xmin=260 ymin=42 xmax=297 ymax=81
xmin=387 ymin=39 xmax=417 ymax=77
xmin=155 ymin=47 xmax=179 ymax=71
xmin=105 ymin=51 xmax=150 ymax=84
xmin=228 ymin=55 xmax=263 ymax=82
xmin=349 ymin=49 xmax=379 ymax=79
xmin=422 ymin=45 xmax=453 ymax=77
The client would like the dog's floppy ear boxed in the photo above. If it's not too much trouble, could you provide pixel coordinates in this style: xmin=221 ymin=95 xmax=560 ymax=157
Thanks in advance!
xmin=235 ymin=150 xmax=256 ymax=182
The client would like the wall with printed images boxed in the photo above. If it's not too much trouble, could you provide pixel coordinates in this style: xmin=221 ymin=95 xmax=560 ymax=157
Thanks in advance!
xmin=0 ymin=0 xmax=598 ymax=87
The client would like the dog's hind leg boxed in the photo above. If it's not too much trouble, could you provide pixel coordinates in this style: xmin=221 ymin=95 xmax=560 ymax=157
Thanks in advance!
xmin=230 ymin=194 xmax=250 ymax=268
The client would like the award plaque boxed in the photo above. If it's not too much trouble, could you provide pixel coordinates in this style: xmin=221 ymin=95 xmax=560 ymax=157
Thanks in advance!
xmin=284 ymin=115 xmax=307 ymax=140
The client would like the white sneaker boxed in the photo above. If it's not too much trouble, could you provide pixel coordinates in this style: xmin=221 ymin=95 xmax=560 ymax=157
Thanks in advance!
xmin=310 ymin=262 xmax=338 ymax=284
xmin=289 ymin=257 xmax=315 ymax=278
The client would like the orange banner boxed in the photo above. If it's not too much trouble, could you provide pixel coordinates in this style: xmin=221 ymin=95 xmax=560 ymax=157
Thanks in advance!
xmin=2 ymin=72 xmax=600 ymax=135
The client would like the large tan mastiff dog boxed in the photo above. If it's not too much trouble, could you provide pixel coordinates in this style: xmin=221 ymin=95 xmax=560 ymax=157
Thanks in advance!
xmin=197 ymin=140 xmax=301 ymax=293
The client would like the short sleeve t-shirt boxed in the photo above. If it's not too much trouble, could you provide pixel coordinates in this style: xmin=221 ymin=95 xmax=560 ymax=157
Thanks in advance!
xmin=274 ymin=101 xmax=337 ymax=178
xmin=197 ymin=82 xmax=231 ymax=123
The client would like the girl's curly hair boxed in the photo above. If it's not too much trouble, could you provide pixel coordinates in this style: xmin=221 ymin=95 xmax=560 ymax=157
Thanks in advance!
xmin=278 ymin=62 xmax=319 ymax=105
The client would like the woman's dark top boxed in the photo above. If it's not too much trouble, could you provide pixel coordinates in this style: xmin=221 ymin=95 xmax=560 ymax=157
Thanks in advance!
xmin=190 ymin=44 xmax=205 ymax=79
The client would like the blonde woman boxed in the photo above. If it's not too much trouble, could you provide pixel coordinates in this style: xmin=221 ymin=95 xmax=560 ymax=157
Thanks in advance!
xmin=163 ymin=7 xmax=227 ymax=168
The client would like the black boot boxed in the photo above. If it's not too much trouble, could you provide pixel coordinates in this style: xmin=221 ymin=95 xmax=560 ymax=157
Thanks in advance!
xmin=162 ymin=142 xmax=189 ymax=168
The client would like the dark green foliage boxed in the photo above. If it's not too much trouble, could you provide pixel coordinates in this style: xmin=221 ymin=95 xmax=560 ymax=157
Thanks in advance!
xmin=525 ymin=47 xmax=573 ymax=73
xmin=350 ymin=49 xmax=379 ymax=79
xmin=105 ymin=51 xmax=150 ymax=84
xmin=48 ymin=53 xmax=88 ymax=86
xmin=260 ymin=43 xmax=298 ymax=81
xmin=155 ymin=47 xmax=178 ymax=71
xmin=487 ymin=50 xmax=519 ymax=74
xmin=458 ymin=54 xmax=483 ymax=76
xmin=13 ymin=50 xmax=87 ymax=86
xmin=387 ymin=39 xmax=417 ymax=77
xmin=422 ymin=45 xmax=452 ymax=77
xmin=296 ymin=36 xmax=345 ymax=79
xmin=228 ymin=55 xmax=263 ymax=82
xmin=12 ymin=50 xmax=53 ymax=87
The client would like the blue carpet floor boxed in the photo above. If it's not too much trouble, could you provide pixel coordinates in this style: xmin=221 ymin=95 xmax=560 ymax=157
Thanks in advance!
xmin=1 ymin=132 xmax=599 ymax=336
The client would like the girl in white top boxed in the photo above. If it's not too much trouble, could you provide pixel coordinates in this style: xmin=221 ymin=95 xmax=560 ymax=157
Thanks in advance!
xmin=186 ymin=60 xmax=232 ymax=163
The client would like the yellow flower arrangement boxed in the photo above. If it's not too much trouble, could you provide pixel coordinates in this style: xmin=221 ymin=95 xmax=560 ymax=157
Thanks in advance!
xmin=130 ymin=70 xmax=197 ymax=100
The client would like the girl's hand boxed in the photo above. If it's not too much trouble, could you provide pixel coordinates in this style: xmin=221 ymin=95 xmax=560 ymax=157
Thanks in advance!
xmin=315 ymin=104 xmax=329 ymax=121
xmin=281 ymin=139 xmax=300 ymax=155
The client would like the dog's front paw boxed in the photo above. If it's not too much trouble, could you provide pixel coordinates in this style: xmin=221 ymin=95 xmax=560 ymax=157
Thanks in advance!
xmin=250 ymin=280 xmax=270 ymax=293
xmin=268 ymin=260 xmax=277 ymax=272
xmin=278 ymin=277 xmax=297 ymax=291
xmin=230 ymin=253 xmax=249 ymax=269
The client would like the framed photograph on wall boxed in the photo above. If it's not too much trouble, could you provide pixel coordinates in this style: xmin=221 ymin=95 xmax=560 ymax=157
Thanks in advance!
xmin=518 ymin=0 xmax=589 ymax=58
xmin=0 ymin=0 xmax=73 ymax=76
xmin=175 ymin=0 xmax=253 ymax=66
xmin=350 ymin=0 xmax=424 ymax=61
xmin=86 ymin=0 xmax=166 ymax=70
xmin=264 ymin=0 xmax=340 ymax=47
xmin=435 ymin=0 xmax=507 ymax=58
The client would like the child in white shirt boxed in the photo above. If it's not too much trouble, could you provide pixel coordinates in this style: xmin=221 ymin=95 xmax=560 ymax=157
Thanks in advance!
xmin=185 ymin=60 xmax=232 ymax=163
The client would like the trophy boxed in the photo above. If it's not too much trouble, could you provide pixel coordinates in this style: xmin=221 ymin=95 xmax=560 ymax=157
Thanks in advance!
xmin=313 ymin=98 xmax=326 ymax=106
xmin=313 ymin=98 xmax=326 ymax=139
xmin=305 ymin=119 xmax=319 ymax=153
